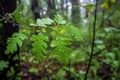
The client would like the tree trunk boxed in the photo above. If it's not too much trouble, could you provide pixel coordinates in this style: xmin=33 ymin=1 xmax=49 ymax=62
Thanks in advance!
xmin=46 ymin=0 xmax=56 ymax=18
xmin=31 ymin=0 xmax=40 ymax=19
xmin=71 ymin=0 xmax=81 ymax=26
xmin=0 ymin=0 xmax=19 ymax=79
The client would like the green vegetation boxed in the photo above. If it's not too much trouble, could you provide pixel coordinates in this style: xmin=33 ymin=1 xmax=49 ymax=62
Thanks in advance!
xmin=0 ymin=0 xmax=120 ymax=80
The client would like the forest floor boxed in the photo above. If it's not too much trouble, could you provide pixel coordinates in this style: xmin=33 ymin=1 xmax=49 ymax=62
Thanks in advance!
xmin=20 ymin=59 xmax=113 ymax=80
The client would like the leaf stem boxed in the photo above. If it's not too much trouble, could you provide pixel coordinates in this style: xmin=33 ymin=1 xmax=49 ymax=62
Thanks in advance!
xmin=84 ymin=0 xmax=98 ymax=80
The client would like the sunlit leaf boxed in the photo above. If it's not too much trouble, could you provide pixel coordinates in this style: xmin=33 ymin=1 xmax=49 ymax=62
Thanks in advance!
xmin=110 ymin=0 xmax=116 ymax=3
xmin=50 ymin=37 xmax=71 ymax=47
xmin=83 ymin=4 xmax=95 ymax=9
xmin=36 ymin=18 xmax=54 ymax=27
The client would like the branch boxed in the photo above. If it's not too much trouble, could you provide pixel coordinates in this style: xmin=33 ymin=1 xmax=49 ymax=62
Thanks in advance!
xmin=84 ymin=0 xmax=98 ymax=80
xmin=93 ymin=56 xmax=120 ymax=73
xmin=0 ymin=14 xmax=20 ymax=27
xmin=93 ymin=44 xmax=111 ymax=56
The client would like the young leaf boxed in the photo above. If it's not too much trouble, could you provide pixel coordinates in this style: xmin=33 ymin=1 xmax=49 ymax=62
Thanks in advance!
xmin=29 ymin=68 xmax=39 ymax=76
xmin=52 ymin=45 xmax=72 ymax=65
xmin=13 ymin=32 xmax=28 ymax=40
xmin=0 ymin=60 xmax=9 ymax=71
xmin=65 ymin=26 xmax=82 ymax=41
xmin=5 ymin=32 xmax=27 ymax=54
xmin=5 ymin=38 xmax=18 ymax=54
xmin=36 ymin=18 xmax=54 ymax=27
xmin=30 ymin=33 xmax=49 ymax=62
xmin=54 ymin=14 xmax=66 ymax=25
xmin=50 ymin=37 xmax=71 ymax=47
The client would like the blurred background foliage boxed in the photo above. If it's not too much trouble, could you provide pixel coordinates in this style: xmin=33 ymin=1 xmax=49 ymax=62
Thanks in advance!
xmin=0 ymin=0 xmax=120 ymax=80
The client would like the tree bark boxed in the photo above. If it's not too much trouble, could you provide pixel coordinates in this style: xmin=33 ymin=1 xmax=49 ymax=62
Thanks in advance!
xmin=31 ymin=0 xmax=40 ymax=19
xmin=0 ymin=0 xmax=19 ymax=79
xmin=71 ymin=0 xmax=81 ymax=26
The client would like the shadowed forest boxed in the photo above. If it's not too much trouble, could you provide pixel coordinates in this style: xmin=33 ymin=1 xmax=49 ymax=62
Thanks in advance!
xmin=0 ymin=0 xmax=120 ymax=80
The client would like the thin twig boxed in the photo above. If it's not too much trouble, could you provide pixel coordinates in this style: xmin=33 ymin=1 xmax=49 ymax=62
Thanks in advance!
xmin=93 ymin=56 xmax=120 ymax=72
xmin=0 ymin=14 xmax=20 ymax=26
xmin=84 ymin=0 xmax=98 ymax=80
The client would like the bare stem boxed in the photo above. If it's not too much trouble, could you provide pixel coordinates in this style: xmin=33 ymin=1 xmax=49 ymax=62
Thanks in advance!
xmin=84 ymin=0 xmax=98 ymax=80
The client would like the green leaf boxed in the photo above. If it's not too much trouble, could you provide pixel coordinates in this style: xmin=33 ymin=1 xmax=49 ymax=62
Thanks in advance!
xmin=65 ymin=26 xmax=82 ymax=41
xmin=56 ymin=69 xmax=66 ymax=77
xmin=30 ymin=33 xmax=49 ymax=62
xmin=15 ymin=72 xmax=22 ymax=80
xmin=5 ymin=38 xmax=18 ymax=54
xmin=97 ymin=44 xmax=105 ymax=49
xmin=0 ymin=60 xmax=9 ymax=71
xmin=50 ymin=37 xmax=71 ymax=47
xmin=83 ymin=4 xmax=95 ymax=9
xmin=16 ymin=38 xmax=22 ymax=47
xmin=7 ymin=67 xmax=15 ymax=78
xmin=36 ymin=18 xmax=54 ymax=27
xmin=100 ymin=2 xmax=108 ymax=8
xmin=110 ymin=0 xmax=116 ymax=3
xmin=116 ymin=4 xmax=120 ymax=10
xmin=29 ymin=68 xmax=39 ymax=76
xmin=5 ymin=32 xmax=27 ymax=54
xmin=113 ymin=61 xmax=119 ymax=67
xmin=13 ymin=32 xmax=27 ymax=40
xmin=54 ymin=14 xmax=66 ymax=25
xmin=52 ymin=45 xmax=72 ymax=65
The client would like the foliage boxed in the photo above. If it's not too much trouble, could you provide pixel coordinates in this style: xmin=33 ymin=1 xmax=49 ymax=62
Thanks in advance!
xmin=0 ymin=60 xmax=9 ymax=71
xmin=7 ymin=67 xmax=22 ymax=80
xmin=54 ymin=14 xmax=67 ymax=25
xmin=0 ymin=0 xmax=120 ymax=79
xmin=30 ymin=33 xmax=49 ymax=62
xmin=29 ymin=67 xmax=39 ymax=76
xmin=100 ymin=0 xmax=116 ymax=9
xmin=31 ymin=18 xmax=54 ymax=27
xmin=51 ymin=45 xmax=72 ymax=65
xmin=52 ymin=69 xmax=66 ymax=80
xmin=5 ymin=32 xmax=27 ymax=54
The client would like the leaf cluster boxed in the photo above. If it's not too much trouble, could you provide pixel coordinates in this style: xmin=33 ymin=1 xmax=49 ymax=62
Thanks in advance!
xmin=5 ymin=32 xmax=27 ymax=54
xmin=30 ymin=33 xmax=49 ymax=62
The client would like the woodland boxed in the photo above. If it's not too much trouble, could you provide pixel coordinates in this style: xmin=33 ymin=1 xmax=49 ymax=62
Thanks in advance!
xmin=0 ymin=0 xmax=120 ymax=80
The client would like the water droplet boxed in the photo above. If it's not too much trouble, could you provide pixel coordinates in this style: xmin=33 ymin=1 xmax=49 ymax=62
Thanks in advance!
xmin=4 ymin=20 xmax=7 ymax=23
xmin=13 ymin=24 xmax=15 ymax=27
